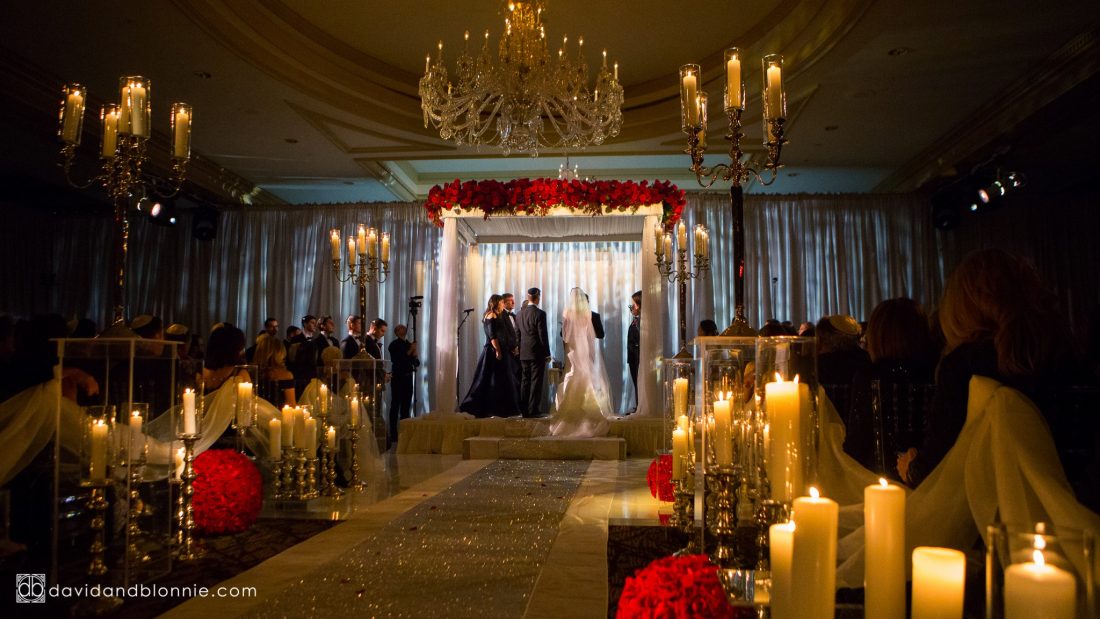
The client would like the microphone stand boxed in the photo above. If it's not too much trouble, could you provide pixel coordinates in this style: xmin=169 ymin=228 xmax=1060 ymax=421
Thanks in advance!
xmin=456 ymin=308 xmax=474 ymax=406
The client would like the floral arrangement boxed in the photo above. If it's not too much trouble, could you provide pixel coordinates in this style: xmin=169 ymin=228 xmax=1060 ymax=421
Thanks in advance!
xmin=192 ymin=449 xmax=264 ymax=536
xmin=616 ymin=554 xmax=742 ymax=618
xmin=423 ymin=178 xmax=686 ymax=227
xmin=646 ymin=454 xmax=674 ymax=502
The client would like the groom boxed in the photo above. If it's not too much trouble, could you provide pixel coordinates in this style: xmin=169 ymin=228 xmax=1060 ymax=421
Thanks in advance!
xmin=518 ymin=287 xmax=550 ymax=418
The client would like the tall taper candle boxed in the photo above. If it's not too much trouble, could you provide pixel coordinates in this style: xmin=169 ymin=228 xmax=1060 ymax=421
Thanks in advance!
xmin=89 ymin=419 xmax=109 ymax=483
xmin=182 ymin=388 xmax=197 ymax=434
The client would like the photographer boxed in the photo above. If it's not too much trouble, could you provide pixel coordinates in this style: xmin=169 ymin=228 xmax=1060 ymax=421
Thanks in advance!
xmin=387 ymin=323 xmax=419 ymax=448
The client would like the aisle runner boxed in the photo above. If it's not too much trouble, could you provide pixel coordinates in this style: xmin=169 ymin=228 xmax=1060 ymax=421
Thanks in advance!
xmin=247 ymin=460 xmax=590 ymax=618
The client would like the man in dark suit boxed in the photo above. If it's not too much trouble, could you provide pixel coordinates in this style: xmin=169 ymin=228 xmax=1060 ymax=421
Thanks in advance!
xmin=627 ymin=290 xmax=641 ymax=411
xmin=585 ymin=293 xmax=605 ymax=340
xmin=517 ymin=287 xmax=550 ymax=418
xmin=362 ymin=318 xmax=387 ymax=360
xmin=500 ymin=292 xmax=521 ymax=407
xmin=387 ymin=324 xmax=419 ymax=448
xmin=341 ymin=315 xmax=362 ymax=359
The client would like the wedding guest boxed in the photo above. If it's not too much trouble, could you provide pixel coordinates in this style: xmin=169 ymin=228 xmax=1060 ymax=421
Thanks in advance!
xmin=501 ymin=293 xmax=521 ymax=403
xmin=797 ymin=321 xmax=815 ymax=337
xmin=362 ymin=318 xmax=387 ymax=360
xmin=131 ymin=314 xmax=163 ymax=340
xmin=319 ymin=315 xmax=340 ymax=348
xmin=817 ymin=314 xmax=871 ymax=386
xmin=387 ymin=324 xmax=420 ymax=447
xmin=698 ymin=319 xmax=719 ymax=337
xmin=301 ymin=314 xmax=318 ymax=340
xmin=166 ymin=323 xmax=191 ymax=360
xmin=898 ymin=249 xmax=1076 ymax=487
xmin=342 ymin=315 xmax=363 ymax=359
xmin=254 ymin=333 xmax=297 ymax=407
xmin=285 ymin=325 xmax=303 ymax=347
xmin=627 ymin=290 xmax=641 ymax=411
xmin=864 ymin=298 xmax=937 ymax=381
xmin=760 ymin=321 xmax=787 ymax=337
xmin=203 ymin=325 xmax=250 ymax=391
xmin=518 ymin=288 xmax=550 ymax=418
xmin=263 ymin=317 xmax=279 ymax=338
xmin=461 ymin=295 xmax=519 ymax=417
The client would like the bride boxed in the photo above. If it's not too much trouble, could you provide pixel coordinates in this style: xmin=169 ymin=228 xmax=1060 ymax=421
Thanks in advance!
xmin=550 ymin=288 xmax=615 ymax=437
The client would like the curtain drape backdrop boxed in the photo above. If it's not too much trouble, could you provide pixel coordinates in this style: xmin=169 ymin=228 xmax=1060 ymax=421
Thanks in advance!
xmin=2 ymin=192 xmax=962 ymax=413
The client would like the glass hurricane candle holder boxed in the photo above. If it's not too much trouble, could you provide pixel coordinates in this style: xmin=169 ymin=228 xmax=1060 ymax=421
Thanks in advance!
xmin=986 ymin=522 xmax=1096 ymax=619
xmin=679 ymin=64 xmax=702 ymax=132
xmin=82 ymin=406 xmax=116 ymax=486
xmin=663 ymin=356 xmax=696 ymax=452
xmin=755 ymin=336 xmax=817 ymax=504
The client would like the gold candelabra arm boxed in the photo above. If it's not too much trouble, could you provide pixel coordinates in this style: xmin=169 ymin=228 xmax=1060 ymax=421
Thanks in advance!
xmin=58 ymin=143 xmax=104 ymax=190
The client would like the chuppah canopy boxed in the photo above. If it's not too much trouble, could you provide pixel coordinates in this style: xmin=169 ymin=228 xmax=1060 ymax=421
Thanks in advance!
xmin=425 ymin=178 xmax=687 ymax=418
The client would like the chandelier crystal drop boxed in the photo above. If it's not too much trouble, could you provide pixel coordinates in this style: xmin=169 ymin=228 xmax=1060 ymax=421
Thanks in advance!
xmin=419 ymin=0 xmax=624 ymax=156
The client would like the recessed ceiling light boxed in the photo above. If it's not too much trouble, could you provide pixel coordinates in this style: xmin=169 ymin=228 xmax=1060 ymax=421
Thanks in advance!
xmin=887 ymin=47 xmax=912 ymax=57
xmin=284 ymin=138 xmax=299 ymax=144
xmin=824 ymin=125 xmax=839 ymax=131
xmin=193 ymin=70 xmax=213 ymax=79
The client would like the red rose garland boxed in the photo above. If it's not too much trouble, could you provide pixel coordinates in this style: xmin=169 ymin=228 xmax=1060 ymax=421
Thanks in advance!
xmin=192 ymin=449 xmax=264 ymax=536
xmin=646 ymin=454 xmax=674 ymax=503
xmin=617 ymin=554 xmax=746 ymax=619
xmin=423 ymin=178 xmax=686 ymax=228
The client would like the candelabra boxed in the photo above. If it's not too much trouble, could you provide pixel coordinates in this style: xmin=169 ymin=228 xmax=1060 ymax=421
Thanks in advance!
xmin=679 ymin=51 xmax=791 ymax=336
xmin=56 ymin=79 xmax=192 ymax=324
xmin=329 ymin=225 xmax=391 ymax=324
xmin=655 ymin=221 xmax=710 ymax=358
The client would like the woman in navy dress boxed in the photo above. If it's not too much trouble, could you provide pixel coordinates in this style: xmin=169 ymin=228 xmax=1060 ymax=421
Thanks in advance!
xmin=459 ymin=294 xmax=519 ymax=417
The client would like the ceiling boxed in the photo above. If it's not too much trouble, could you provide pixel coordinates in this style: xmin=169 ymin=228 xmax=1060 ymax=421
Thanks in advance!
xmin=0 ymin=0 xmax=1098 ymax=205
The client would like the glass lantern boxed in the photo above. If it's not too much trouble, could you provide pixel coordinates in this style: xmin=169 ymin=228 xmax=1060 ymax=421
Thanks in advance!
xmin=755 ymin=336 xmax=818 ymax=504
xmin=987 ymin=522 xmax=1097 ymax=619
xmin=82 ymin=406 xmax=116 ymax=486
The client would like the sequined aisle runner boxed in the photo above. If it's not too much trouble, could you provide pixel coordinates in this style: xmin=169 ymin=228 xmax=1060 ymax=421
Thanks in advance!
xmin=247 ymin=459 xmax=590 ymax=619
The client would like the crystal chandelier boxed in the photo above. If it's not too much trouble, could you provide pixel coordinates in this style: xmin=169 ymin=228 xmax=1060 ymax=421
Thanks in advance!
xmin=419 ymin=0 xmax=624 ymax=156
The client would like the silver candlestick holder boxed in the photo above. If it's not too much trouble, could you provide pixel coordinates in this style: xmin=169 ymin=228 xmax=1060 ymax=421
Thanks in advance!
xmin=347 ymin=424 xmax=367 ymax=490
xmin=76 ymin=482 xmax=124 ymax=615
xmin=320 ymin=445 xmax=343 ymax=497
xmin=671 ymin=475 xmax=699 ymax=557
xmin=709 ymin=466 xmax=738 ymax=568
xmin=305 ymin=456 xmax=319 ymax=499
xmin=175 ymin=435 xmax=205 ymax=561
xmin=270 ymin=457 xmax=284 ymax=499
xmin=125 ymin=450 xmax=150 ymax=565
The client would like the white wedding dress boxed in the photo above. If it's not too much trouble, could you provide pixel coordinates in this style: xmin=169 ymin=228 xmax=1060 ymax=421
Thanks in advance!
xmin=550 ymin=288 xmax=615 ymax=438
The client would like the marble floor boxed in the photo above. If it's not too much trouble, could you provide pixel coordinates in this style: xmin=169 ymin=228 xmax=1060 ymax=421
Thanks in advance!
xmin=162 ymin=454 xmax=661 ymax=618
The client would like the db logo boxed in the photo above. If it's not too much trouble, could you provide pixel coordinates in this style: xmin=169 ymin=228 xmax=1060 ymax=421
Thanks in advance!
xmin=16 ymin=574 xmax=46 ymax=603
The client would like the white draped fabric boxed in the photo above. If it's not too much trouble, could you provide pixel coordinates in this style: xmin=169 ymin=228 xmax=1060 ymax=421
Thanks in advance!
xmin=431 ymin=218 xmax=460 ymax=416
xmin=636 ymin=215 xmax=666 ymax=417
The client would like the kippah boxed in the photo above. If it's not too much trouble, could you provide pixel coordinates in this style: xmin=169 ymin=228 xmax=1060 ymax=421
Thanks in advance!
xmin=827 ymin=314 xmax=861 ymax=336
xmin=528 ymin=287 xmax=541 ymax=296
xmin=130 ymin=314 xmax=153 ymax=331
xmin=166 ymin=323 xmax=189 ymax=336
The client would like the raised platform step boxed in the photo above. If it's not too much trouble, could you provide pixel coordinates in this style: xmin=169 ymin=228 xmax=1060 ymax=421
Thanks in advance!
xmin=463 ymin=436 xmax=626 ymax=460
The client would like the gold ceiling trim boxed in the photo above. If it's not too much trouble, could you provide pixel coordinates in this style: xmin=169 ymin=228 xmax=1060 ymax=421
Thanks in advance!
xmin=172 ymin=0 xmax=871 ymax=151
xmin=874 ymin=23 xmax=1100 ymax=192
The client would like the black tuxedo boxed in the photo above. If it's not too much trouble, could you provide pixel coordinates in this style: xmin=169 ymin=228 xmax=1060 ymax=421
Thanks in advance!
xmin=362 ymin=335 xmax=382 ymax=360
xmin=499 ymin=311 xmax=522 ymax=403
xmin=341 ymin=334 xmax=360 ymax=359
xmin=517 ymin=303 xmax=549 ymax=417
xmin=592 ymin=311 xmax=605 ymax=340
xmin=387 ymin=337 xmax=419 ymax=446
xmin=627 ymin=315 xmax=640 ymax=397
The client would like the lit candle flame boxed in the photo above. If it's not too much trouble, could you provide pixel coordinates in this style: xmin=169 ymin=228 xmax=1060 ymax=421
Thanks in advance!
xmin=1033 ymin=548 xmax=1045 ymax=567
xmin=1034 ymin=534 xmax=1047 ymax=551
xmin=809 ymin=486 xmax=820 ymax=499
xmin=879 ymin=478 xmax=888 ymax=487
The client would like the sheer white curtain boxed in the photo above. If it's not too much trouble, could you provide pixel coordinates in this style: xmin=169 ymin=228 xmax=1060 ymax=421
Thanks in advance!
xmin=694 ymin=193 xmax=943 ymax=326
xmin=470 ymin=240 xmax=642 ymax=414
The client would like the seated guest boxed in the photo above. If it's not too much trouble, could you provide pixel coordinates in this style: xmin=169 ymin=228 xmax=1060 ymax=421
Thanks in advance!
xmin=817 ymin=314 xmax=871 ymax=387
xmin=254 ymin=333 xmax=297 ymax=407
xmin=898 ymin=249 xmax=1076 ymax=487
xmin=864 ymin=298 xmax=937 ymax=382
xmin=797 ymin=321 xmax=815 ymax=337
xmin=759 ymin=321 xmax=787 ymax=337
xmin=166 ymin=323 xmax=190 ymax=359
xmin=698 ymin=319 xmax=719 ymax=337
xmin=203 ymin=325 xmax=251 ymax=392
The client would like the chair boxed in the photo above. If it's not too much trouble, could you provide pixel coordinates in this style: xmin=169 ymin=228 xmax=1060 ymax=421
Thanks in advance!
xmin=870 ymin=380 xmax=936 ymax=478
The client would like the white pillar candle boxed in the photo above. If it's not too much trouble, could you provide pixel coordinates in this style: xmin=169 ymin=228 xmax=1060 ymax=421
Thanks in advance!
xmin=237 ymin=381 xmax=253 ymax=427
xmin=129 ymin=82 xmax=148 ymax=137
xmin=304 ymin=417 xmax=318 ymax=453
xmin=766 ymin=64 xmax=784 ymax=120
xmin=726 ymin=56 xmax=741 ymax=109
xmin=61 ymin=88 xmax=86 ymax=144
xmin=769 ymin=521 xmax=795 ymax=619
xmin=129 ymin=410 xmax=143 ymax=435
xmin=173 ymin=446 xmax=185 ymax=480
xmin=381 ymin=232 xmax=390 ymax=262
xmin=663 ymin=232 xmax=672 ymax=258
xmin=702 ymin=230 xmax=710 ymax=258
xmin=101 ymin=106 xmax=119 ymax=158
xmin=118 ymin=83 xmax=132 ymax=135
xmin=319 ymin=383 xmax=329 ymax=415
xmin=367 ymin=228 xmax=378 ymax=258
xmin=347 ymin=237 xmax=357 ymax=267
xmin=912 ymin=547 xmax=965 ymax=619
xmin=677 ymin=220 xmax=687 ymax=248
xmin=293 ymin=407 xmax=307 ymax=449
xmin=673 ymin=378 xmax=689 ymax=418
xmin=171 ymin=104 xmax=191 ymax=159
xmin=790 ymin=487 xmax=838 ymax=619
xmin=764 ymin=374 xmax=802 ymax=502
xmin=654 ymin=227 xmax=664 ymax=258
xmin=1005 ymin=548 xmax=1076 ymax=619
xmin=350 ymin=396 xmax=361 ymax=427
xmin=357 ymin=224 xmax=367 ymax=255
xmin=713 ymin=399 xmax=733 ymax=466
xmin=682 ymin=73 xmax=698 ymax=126
xmin=269 ymin=418 xmax=282 ymax=460
xmin=182 ymin=388 xmax=197 ymax=435
xmin=280 ymin=406 xmax=295 ymax=447
xmin=672 ymin=426 xmax=688 ymax=481
xmin=326 ymin=425 xmax=337 ymax=450
xmin=89 ymin=419 xmax=109 ymax=483
xmin=865 ymin=479 xmax=906 ymax=619
xmin=330 ymin=230 xmax=340 ymax=261
xmin=415 ymin=260 xmax=425 ymax=294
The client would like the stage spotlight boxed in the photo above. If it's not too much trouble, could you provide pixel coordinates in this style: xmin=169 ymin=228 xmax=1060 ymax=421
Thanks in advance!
xmin=1006 ymin=171 xmax=1026 ymax=189
xmin=192 ymin=205 xmax=218 ymax=241
xmin=969 ymin=203 xmax=979 ymax=212
xmin=977 ymin=180 xmax=1005 ymax=204
xmin=148 ymin=199 xmax=177 ymax=227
